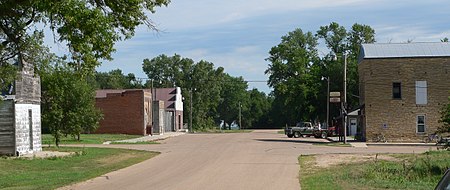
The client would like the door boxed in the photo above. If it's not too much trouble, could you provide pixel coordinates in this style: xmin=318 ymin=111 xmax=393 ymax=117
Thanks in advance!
xmin=164 ymin=111 xmax=174 ymax=132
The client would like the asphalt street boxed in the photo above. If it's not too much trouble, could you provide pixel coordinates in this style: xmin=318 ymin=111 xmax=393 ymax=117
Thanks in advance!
xmin=60 ymin=130 xmax=433 ymax=190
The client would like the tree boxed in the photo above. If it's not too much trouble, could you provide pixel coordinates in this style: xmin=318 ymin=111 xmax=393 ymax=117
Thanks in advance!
xmin=265 ymin=28 xmax=319 ymax=126
xmin=1 ymin=0 xmax=170 ymax=80
xmin=265 ymin=23 xmax=375 ymax=127
xmin=438 ymin=96 xmax=450 ymax=133
xmin=143 ymin=54 xmax=224 ymax=131
xmin=40 ymin=61 xmax=102 ymax=146
xmin=217 ymin=74 xmax=249 ymax=128
xmin=93 ymin=69 xmax=143 ymax=89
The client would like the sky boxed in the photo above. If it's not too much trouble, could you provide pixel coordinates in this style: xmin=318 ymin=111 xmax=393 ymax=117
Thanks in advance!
xmin=48 ymin=0 xmax=450 ymax=93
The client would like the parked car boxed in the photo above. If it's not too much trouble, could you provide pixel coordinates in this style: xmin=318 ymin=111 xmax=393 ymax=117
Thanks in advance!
xmin=285 ymin=122 xmax=314 ymax=138
xmin=435 ymin=169 xmax=450 ymax=190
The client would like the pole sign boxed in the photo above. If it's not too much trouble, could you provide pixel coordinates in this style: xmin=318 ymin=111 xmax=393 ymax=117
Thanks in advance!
xmin=330 ymin=97 xmax=341 ymax=103
xmin=330 ymin=92 xmax=341 ymax=103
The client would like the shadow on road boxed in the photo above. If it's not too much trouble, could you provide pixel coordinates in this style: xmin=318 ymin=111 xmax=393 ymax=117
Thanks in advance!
xmin=254 ymin=138 xmax=330 ymax=144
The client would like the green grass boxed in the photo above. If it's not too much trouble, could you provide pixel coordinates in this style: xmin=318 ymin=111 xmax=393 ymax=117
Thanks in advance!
xmin=277 ymin=130 xmax=285 ymax=134
xmin=42 ymin=134 xmax=142 ymax=145
xmin=110 ymin=141 xmax=160 ymax=145
xmin=298 ymin=151 xmax=450 ymax=190
xmin=0 ymin=147 xmax=159 ymax=190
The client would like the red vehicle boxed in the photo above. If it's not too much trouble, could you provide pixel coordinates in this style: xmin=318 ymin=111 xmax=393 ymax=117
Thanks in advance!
xmin=313 ymin=123 xmax=336 ymax=139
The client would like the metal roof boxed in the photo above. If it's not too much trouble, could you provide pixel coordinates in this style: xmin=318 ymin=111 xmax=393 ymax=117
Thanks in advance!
xmin=359 ymin=42 xmax=450 ymax=61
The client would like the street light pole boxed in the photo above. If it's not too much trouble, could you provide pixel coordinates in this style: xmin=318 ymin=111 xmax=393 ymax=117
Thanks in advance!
xmin=343 ymin=53 xmax=348 ymax=144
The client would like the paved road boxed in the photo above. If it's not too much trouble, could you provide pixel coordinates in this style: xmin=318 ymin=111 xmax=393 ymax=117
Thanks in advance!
xmin=61 ymin=130 xmax=434 ymax=190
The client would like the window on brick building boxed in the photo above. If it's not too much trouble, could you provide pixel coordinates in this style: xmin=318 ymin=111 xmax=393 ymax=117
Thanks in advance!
xmin=415 ymin=81 xmax=427 ymax=105
xmin=393 ymin=82 xmax=402 ymax=99
xmin=417 ymin=115 xmax=425 ymax=133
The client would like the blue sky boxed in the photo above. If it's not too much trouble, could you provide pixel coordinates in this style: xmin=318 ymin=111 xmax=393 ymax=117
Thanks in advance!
xmin=48 ymin=0 xmax=450 ymax=93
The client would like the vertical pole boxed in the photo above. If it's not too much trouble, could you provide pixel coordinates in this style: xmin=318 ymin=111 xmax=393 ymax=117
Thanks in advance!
xmin=151 ymin=79 xmax=154 ymax=135
xmin=343 ymin=53 xmax=347 ymax=144
xmin=190 ymin=89 xmax=193 ymax=133
xmin=239 ymin=101 xmax=242 ymax=130
xmin=326 ymin=78 xmax=330 ymax=130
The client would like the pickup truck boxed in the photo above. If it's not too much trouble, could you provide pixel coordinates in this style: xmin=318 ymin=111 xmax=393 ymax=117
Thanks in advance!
xmin=285 ymin=122 xmax=315 ymax=138
xmin=285 ymin=122 xmax=335 ymax=139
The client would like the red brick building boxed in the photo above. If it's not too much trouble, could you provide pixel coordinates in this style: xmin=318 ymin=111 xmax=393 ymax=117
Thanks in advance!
xmin=95 ymin=89 xmax=152 ymax=135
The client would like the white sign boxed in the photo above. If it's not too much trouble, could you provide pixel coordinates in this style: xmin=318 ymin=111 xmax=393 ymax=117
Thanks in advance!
xmin=330 ymin=92 xmax=341 ymax=97
xmin=330 ymin=97 xmax=341 ymax=103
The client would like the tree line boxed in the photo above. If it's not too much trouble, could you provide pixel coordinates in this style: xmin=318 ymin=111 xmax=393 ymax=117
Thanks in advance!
xmin=1 ymin=0 xmax=449 ymax=146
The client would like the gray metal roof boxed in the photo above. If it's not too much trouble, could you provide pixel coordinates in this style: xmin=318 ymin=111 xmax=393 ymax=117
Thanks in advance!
xmin=359 ymin=42 xmax=450 ymax=61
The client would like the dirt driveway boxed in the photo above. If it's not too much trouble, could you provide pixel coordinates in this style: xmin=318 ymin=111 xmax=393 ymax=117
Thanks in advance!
xmin=60 ymin=130 xmax=433 ymax=190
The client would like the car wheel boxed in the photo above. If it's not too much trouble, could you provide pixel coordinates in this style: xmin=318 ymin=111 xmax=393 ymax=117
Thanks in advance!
xmin=321 ymin=132 xmax=327 ymax=139
xmin=294 ymin=132 xmax=301 ymax=138
xmin=287 ymin=134 xmax=294 ymax=138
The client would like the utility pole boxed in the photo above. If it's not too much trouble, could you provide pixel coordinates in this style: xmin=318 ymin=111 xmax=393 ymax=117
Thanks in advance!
xmin=189 ymin=89 xmax=193 ymax=133
xmin=326 ymin=77 xmax=330 ymax=129
xmin=239 ymin=101 xmax=242 ymax=130
xmin=343 ymin=53 xmax=348 ymax=144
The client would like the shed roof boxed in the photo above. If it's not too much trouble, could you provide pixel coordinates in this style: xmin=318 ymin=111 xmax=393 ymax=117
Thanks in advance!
xmin=359 ymin=42 xmax=450 ymax=62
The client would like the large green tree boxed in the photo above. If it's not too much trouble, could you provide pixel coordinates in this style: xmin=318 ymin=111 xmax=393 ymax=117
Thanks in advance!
xmin=143 ymin=54 xmax=225 ymax=131
xmin=1 ymin=0 xmax=170 ymax=81
xmin=40 ymin=61 xmax=102 ymax=146
xmin=266 ymin=23 xmax=375 ymax=127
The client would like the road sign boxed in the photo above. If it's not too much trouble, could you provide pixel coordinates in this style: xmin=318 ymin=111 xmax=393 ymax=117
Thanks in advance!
xmin=330 ymin=92 xmax=341 ymax=97
xmin=330 ymin=97 xmax=341 ymax=103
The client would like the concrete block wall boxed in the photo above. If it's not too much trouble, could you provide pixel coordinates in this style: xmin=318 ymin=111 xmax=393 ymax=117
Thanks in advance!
xmin=359 ymin=57 xmax=450 ymax=142
xmin=95 ymin=90 xmax=147 ymax=135
xmin=15 ymin=104 xmax=41 ymax=155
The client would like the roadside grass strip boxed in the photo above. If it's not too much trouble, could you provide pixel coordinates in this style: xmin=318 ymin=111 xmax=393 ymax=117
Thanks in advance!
xmin=298 ymin=151 xmax=450 ymax=190
xmin=42 ymin=134 xmax=142 ymax=145
xmin=0 ymin=147 xmax=159 ymax=190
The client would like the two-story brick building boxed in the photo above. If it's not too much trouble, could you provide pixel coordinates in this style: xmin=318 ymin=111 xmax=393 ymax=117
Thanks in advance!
xmin=359 ymin=42 xmax=450 ymax=142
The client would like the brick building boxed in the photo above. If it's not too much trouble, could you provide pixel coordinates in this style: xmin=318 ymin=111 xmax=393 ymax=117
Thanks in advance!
xmin=0 ymin=60 xmax=42 ymax=156
xmin=95 ymin=89 xmax=152 ymax=135
xmin=359 ymin=42 xmax=450 ymax=142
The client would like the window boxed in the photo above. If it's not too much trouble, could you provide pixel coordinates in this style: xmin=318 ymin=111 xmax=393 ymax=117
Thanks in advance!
xmin=417 ymin=115 xmax=425 ymax=133
xmin=393 ymin=82 xmax=402 ymax=99
xmin=416 ymin=81 xmax=427 ymax=105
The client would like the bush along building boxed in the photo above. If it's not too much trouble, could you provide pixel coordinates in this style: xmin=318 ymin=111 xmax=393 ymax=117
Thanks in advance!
xmin=0 ymin=60 xmax=42 ymax=156
xmin=358 ymin=42 xmax=450 ymax=142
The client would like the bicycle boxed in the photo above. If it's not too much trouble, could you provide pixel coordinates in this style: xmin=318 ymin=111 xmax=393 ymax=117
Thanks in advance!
xmin=423 ymin=133 xmax=441 ymax=143
xmin=372 ymin=133 xmax=387 ymax=143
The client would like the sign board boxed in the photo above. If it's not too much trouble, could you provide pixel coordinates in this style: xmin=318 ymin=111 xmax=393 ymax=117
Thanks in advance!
xmin=330 ymin=97 xmax=341 ymax=103
xmin=330 ymin=92 xmax=341 ymax=97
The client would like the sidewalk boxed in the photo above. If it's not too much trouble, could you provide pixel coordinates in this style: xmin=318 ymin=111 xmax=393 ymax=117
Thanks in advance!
xmin=104 ymin=132 xmax=187 ymax=144
xmin=326 ymin=136 xmax=438 ymax=147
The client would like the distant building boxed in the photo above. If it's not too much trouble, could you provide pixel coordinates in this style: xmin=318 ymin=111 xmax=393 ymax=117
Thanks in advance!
xmin=95 ymin=89 xmax=152 ymax=135
xmin=94 ymin=87 xmax=184 ymax=136
xmin=358 ymin=42 xmax=450 ymax=142
xmin=153 ymin=87 xmax=184 ymax=132
xmin=0 ymin=61 xmax=42 ymax=156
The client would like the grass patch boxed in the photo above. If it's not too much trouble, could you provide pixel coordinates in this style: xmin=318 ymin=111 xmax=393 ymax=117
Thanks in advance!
xmin=110 ymin=141 xmax=160 ymax=145
xmin=278 ymin=130 xmax=285 ymax=134
xmin=42 ymin=134 xmax=142 ymax=145
xmin=298 ymin=151 xmax=450 ymax=190
xmin=0 ymin=147 xmax=159 ymax=190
